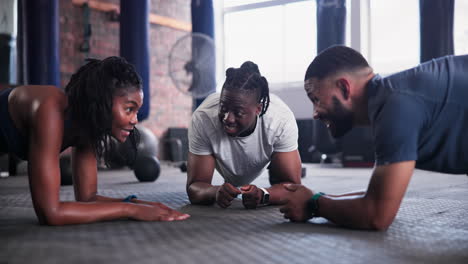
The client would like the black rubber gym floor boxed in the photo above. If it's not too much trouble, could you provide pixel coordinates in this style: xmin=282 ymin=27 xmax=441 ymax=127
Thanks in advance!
xmin=1 ymin=163 xmax=467 ymax=264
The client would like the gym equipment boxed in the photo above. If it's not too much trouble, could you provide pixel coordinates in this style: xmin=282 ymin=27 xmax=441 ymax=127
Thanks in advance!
xmin=107 ymin=142 xmax=128 ymax=169
xmin=59 ymin=155 xmax=73 ymax=186
xmin=120 ymin=0 xmax=150 ymax=121
xmin=136 ymin=125 xmax=159 ymax=157
xmin=25 ymin=0 xmax=60 ymax=86
xmin=132 ymin=126 xmax=160 ymax=182
xmin=132 ymin=155 xmax=160 ymax=182
xmin=191 ymin=0 xmax=215 ymax=108
xmin=107 ymin=125 xmax=161 ymax=182
xmin=108 ymin=125 xmax=158 ymax=168
xmin=164 ymin=127 xmax=188 ymax=162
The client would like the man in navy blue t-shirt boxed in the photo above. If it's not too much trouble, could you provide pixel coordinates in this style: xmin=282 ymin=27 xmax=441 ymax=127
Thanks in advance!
xmin=280 ymin=45 xmax=468 ymax=230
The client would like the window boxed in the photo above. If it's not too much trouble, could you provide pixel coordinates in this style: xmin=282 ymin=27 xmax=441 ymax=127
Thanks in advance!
xmin=222 ymin=0 xmax=423 ymax=82
xmin=454 ymin=0 xmax=468 ymax=55
xmin=368 ymin=0 xmax=420 ymax=74
xmin=224 ymin=0 xmax=273 ymax=8
xmin=223 ymin=0 xmax=316 ymax=84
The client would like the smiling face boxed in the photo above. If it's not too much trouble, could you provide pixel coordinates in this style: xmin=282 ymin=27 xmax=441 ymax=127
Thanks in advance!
xmin=305 ymin=77 xmax=354 ymax=138
xmin=111 ymin=87 xmax=143 ymax=143
xmin=218 ymin=89 xmax=262 ymax=137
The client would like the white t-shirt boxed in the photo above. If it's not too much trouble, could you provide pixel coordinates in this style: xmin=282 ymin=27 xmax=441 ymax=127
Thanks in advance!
xmin=188 ymin=92 xmax=298 ymax=186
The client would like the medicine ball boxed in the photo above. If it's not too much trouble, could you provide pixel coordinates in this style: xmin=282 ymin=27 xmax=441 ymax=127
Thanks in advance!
xmin=133 ymin=155 xmax=160 ymax=182
xmin=60 ymin=155 xmax=73 ymax=186
xmin=136 ymin=125 xmax=159 ymax=157
xmin=107 ymin=125 xmax=158 ymax=169
xmin=107 ymin=139 xmax=128 ymax=169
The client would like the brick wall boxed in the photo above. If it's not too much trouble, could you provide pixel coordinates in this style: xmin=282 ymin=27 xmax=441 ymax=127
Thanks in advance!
xmin=59 ymin=0 xmax=192 ymax=159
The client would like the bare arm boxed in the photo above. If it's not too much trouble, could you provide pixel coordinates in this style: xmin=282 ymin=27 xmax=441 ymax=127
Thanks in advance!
xmin=186 ymin=152 xmax=219 ymax=205
xmin=266 ymin=150 xmax=302 ymax=204
xmin=27 ymin=102 xmax=181 ymax=225
xmin=326 ymin=190 xmax=366 ymax=198
xmin=318 ymin=161 xmax=415 ymax=230
xmin=281 ymin=161 xmax=415 ymax=230
xmin=71 ymin=144 xmax=127 ymax=203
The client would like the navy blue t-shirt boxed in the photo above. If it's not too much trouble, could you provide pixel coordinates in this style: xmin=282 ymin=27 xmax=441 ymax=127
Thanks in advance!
xmin=367 ymin=55 xmax=468 ymax=174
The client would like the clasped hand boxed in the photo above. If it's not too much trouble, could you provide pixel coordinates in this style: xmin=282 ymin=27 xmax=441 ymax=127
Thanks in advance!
xmin=215 ymin=183 xmax=264 ymax=209
xmin=279 ymin=184 xmax=314 ymax=222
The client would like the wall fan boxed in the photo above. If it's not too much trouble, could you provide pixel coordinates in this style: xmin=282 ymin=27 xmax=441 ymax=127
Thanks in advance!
xmin=168 ymin=32 xmax=216 ymax=99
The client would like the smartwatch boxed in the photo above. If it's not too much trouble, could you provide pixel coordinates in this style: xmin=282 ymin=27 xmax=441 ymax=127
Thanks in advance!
xmin=259 ymin=188 xmax=270 ymax=205
xmin=307 ymin=192 xmax=325 ymax=217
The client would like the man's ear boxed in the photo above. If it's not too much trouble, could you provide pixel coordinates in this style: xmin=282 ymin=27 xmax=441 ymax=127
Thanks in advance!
xmin=256 ymin=103 xmax=262 ymax=115
xmin=337 ymin=78 xmax=351 ymax=100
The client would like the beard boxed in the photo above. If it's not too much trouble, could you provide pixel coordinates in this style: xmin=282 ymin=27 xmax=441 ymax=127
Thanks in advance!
xmin=326 ymin=96 xmax=354 ymax=138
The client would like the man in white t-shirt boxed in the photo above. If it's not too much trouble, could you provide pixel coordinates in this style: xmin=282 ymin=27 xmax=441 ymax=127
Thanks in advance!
xmin=187 ymin=61 xmax=302 ymax=209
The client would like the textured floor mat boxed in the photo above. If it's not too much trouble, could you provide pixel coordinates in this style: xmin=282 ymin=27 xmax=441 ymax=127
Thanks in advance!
xmin=1 ymin=164 xmax=467 ymax=264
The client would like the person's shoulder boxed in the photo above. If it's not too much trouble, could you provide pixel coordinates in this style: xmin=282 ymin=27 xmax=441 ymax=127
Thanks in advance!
xmin=14 ymin=85 xmax=65 ymax=99
xmin=265 ymin=93 xmax=295 ymax=118
xmin=16 ymin=86 xmax=67 ymax=136
xmin=194 ymin=93 xmax=220 ymax=112
xmin=261 ymin=93 xmax=296 ymax=131
xmin=10 ymin=85 xmax=66 ymax=111
xmin=447 ymin=54 xmax=468 ymax=70
xmin=192 ymin=92 xmax=220 ymax=122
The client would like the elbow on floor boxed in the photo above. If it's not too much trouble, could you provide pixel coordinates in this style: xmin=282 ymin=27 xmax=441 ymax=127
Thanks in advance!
xmin=37 ymin=208 xmax=65 ymax=226
xmin=187 ymin=193 xmax=214 ymax=206
xmin=187 ymin=192 xmax=201 ymax=205
xmin=188 ymin=196 xmax=210 ymax=205
xmin=369 ymin=216 xmax=393 ymax=231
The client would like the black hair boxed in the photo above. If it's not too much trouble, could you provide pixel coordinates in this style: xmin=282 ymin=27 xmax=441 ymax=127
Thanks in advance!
xmin=64 ymin=56 xmax=142 ymax=167
xmin=304 ymin=45 xmax=370 ymax=81
xmin=222 ymin=61 xmax=270 ymax=116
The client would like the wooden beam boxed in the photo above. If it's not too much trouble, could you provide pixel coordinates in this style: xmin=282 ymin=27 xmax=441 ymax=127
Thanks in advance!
xmin=149 ymin=14 xmax=191 ymax=32
xmin=72 ymin=0 xmax=118 ymax=13
xmin=71 ymin=0 xmax=192 ymax=32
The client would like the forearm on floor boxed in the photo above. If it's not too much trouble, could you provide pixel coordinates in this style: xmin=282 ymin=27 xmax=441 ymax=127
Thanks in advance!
xmin=76 ymin=194 xmax=132 ymax=203
xmin=318 ymin=194 xmax=384 ymax=230
xmin=326 ymin=190 xmax=366 ymax=198
xmin=38 ymin=201 xmax=138 ymax=226
xmin=95 ymin=194 xmax=126 ymax=202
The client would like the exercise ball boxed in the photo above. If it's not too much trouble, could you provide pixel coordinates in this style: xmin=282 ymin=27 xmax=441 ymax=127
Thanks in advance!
xmin=133 ymin=155 xmax=160 ymax=182
xmin=107 ymin=125 xmax=158 ymax=169
xmin=60 ymin=155 xmax=73 ymax=186
xmin=136 ymin=125 xmax=159 ymax=157
xmin=107 ymin=139 xmax=128 ymax=169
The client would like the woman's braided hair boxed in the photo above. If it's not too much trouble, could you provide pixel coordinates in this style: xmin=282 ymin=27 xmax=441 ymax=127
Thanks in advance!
xmin=64 ymin=56 xmax=142 ymax=166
